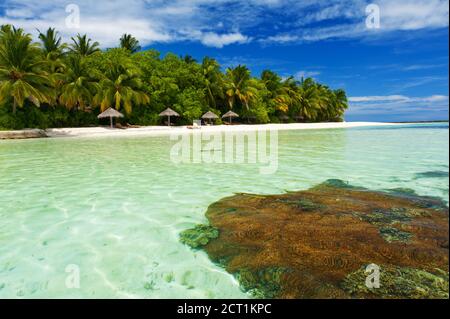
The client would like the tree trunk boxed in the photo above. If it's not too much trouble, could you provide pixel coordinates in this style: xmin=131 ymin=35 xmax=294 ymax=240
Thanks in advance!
xmin=13 ymin=99 xmax=17 ymax=115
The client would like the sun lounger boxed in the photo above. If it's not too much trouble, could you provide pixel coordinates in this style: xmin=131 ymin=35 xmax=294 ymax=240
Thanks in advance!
xmin=187 ymin=120 xmax=202 ymax=130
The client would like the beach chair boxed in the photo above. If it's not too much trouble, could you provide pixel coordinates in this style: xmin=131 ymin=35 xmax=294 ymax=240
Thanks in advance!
xmin=187 ymin=120 xmax=202 ymax=130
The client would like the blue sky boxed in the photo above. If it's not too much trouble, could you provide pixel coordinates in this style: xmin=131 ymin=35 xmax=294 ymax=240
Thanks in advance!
xmin=0 ymin=0 xmax=448 ymax=121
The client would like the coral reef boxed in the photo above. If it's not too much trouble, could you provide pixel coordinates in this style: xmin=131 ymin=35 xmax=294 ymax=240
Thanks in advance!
xmin=379 ymin=226 xmax=413 ymax=243
xmin=180 ymin=224 xmax=219 ymax=249
xmin=180 ymin=179 xmax=449 ymax=299
xmin=342 ymin=265 xmax=449 ymax=299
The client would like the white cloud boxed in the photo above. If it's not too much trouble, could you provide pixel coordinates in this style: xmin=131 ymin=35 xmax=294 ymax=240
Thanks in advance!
xmin=199 ymin=32 xmax=249 ymax=48
xmin=5 ymin=8 xmax=34 ymax=18
xmin=262 ymin=0 xmax=449 ymax=44
xmin=348 ymin=94 xmax=449 ymax=116
xmin=349 ymin=95 xmax=410 ymax=102
xmin=0 ymin=0 xmax=448 ymax=47
xmin=265 ymin=34 xmax=300 ymax=43
xmin=295 ymin=70 xmax=321 ymax=79
xmin=378 ymin=0 xmax=450 ymax=30
xmin=0 ymin=0 xmax=253 ymax=48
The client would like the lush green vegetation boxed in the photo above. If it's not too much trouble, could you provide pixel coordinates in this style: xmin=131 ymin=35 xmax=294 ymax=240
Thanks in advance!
xmin=0 ymin=25 xmax=348 ymax=130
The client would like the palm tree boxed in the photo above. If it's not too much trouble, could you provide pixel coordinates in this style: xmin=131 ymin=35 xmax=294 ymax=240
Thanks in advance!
xmin=94 ymin=58 xmax=149 ymax=114
xmin=38 ymin=28 xmax=66 ymax=56
xmin=58 ymin=54 xmax=100 ymax=110
xmin=69 ymin=34 xmax=100 ymax=56
xmin=261 ymin=70 xmax=293 ymax=113
xmin=183 ymin=55 xmax=196 ymax=64
xmin=0 ymin=25 xmax=53 ymax=114
xmin=38 ymin=27 xmax=66 ymax=85
xmin=201 ymin=57 xmax=224 ymax=108
xmin=119 ymin=34 xmax=141 ymax=53
xmin=325 ymin=89 xmax=348 ymax=121
xmin=224 ymin=65 xmax=256 ymax=110
xmin=280 ymin=76 xmax=302 ymax=115
xmin=297 ymin=78 xmax=323 ymax=121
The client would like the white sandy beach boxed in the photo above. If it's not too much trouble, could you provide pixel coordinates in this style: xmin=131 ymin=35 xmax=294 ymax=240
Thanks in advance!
xmin=43 ymin=122 xmax=398 ymax=138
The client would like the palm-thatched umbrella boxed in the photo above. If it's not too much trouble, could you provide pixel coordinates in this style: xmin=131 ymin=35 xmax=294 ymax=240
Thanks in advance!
xmin=222 ymin=110 xmax=239 ymax=124
xmin=97 ymin=107 xmax=124 ymax=128
xmin=159 ymin=108 xmax=180 ymax=126
xmin=202 ymin=111 xmax=219 ymax=125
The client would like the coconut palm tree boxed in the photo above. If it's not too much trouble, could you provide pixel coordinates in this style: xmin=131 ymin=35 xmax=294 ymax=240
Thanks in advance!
xmin=201 ymin=57 xmax=224 ymax=108
xmin=0 ymin=25 xmax=53 ymax=114
xmin=183 ymin=55 xmax=196 ymax=64
xmin=94 ymin=58 xmax=149 ymax=114
xmin=261 ymin=70 xmax=294 ymax=113
xmin=38 ymin=27 xmax=66 ymax=91
xmin=58 ymin=54 xmax=100 ymax=110
xmin=297 ymin=78 xmax=323 ymax=121
xmin=69 ymin=34 xmax=100 ymax=56
xmin=38 ymin=27 xmax=66 ymax=56
xmin=119 ymin=34 xmax=141 ymax=53
xmin=224 ymin=65 xmax=256 ymax=110
xmin=280 ymin=76 xmax=302 ymax=116
xmin=326 ymin=89 xmax=348 ymax=121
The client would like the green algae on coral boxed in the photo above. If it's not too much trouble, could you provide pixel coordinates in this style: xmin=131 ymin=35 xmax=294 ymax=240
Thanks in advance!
xmin=379 ymin=226 xmax=413 ymax=243
xmin=236 ymin=267 xmax=290 ymax=299
xmin=355 ymin=208 xmax=412 ymax=226
xmin=276 ymin=198 xmax=324 ymax=211
xmin=179 ymin=224 xmax=219 ymax=249
xmin=342 ymin=265 xmax=449 ymax=299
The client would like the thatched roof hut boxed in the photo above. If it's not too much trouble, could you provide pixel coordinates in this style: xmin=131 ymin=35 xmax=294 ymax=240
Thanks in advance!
xmin=97 ymin=108 xmax=124 ymax=128
xmin=159 ymin=108 xmax=180 ymax=117
xmin=159 ymin=108 xmax=180 ymax=126
xmin=222 ymin=110 xmax=239 ymax=124
xmin=222 ymin=111 xmax=239 ymax=118
xmin=202 ymin=111 xmax=219 ymax=125
xmin=202 ymin=111 xmax=219 ymax=119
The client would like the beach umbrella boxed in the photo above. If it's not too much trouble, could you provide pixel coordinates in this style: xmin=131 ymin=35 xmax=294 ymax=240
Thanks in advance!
xmin=202 ymin=111 xmax=219 ymax=125
xmin=97 ymin=107 xmax=124 ymax=128
xmin=159 ymin=108 xmax=180 ymax=126
xmin=222 ymin=110 xmax=239 ymax=124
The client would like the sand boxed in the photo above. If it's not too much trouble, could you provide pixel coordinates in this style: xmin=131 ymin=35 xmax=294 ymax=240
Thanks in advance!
xmin=44 ymin=122 xmax=398 ymax=139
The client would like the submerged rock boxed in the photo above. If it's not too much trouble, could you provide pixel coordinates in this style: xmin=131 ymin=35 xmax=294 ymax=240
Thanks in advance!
xmin=180 ymin=179 xmax=449 ymax=299
xmin=415 ymin=171 xmax=449 ymax=179
xmin=179 ymin=224 xmax=219 ymax=249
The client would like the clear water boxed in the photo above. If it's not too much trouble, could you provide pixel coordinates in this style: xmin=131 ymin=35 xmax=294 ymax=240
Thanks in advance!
xmin=0 ymin=123 xmax=448 ymax=298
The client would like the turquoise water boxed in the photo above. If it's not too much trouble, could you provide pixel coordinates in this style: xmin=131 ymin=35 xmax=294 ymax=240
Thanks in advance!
xmin=0 ymin=123 xmax=448 ymax=298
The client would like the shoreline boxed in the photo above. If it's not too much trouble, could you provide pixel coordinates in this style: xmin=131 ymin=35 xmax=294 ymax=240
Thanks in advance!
xmin=0 ymin=122 xmax=407 ymax=139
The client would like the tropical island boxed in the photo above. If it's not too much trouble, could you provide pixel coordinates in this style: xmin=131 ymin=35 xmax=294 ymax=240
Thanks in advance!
xmin=0 ymin=25 xmax=349 ymax=131
xmin=0 ymin=17 xmax=448 ymax=300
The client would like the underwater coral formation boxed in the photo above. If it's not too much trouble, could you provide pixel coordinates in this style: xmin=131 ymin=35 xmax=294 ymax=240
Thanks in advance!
xmin=180 ymin=224 xmax=219 ymax=249
xmin=342 ymin=265 xmax=448 ymax=299
xmin=180 ymin=179 xmax=449 ymax=299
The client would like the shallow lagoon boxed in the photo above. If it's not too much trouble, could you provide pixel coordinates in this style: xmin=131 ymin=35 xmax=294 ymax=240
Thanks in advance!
xmin=0 ymin=123 xmax=448 ymax=298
